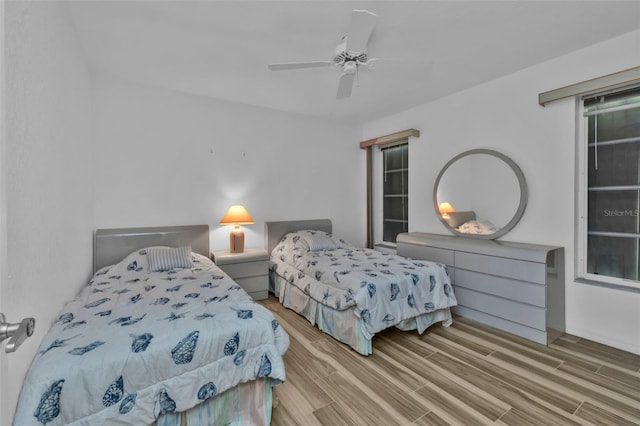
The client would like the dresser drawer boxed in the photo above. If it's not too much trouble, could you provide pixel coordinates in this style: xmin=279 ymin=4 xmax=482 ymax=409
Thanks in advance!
xmin=455 ymin=269 xmax=546 ymax=307
xmin=219 ymin=261 xmax=268 ymax=280
xmin=397 ymin=244 xmax=455 ymax=283
xmin=397 ymin=244 xmax=454 ymax=266
xmin=452 ymin=306 xmax=548 ymax=345
xmin=455 ymin=287 xmax=546 ymax=331
xmin=455 ymin=252 xmax=546 ymax=285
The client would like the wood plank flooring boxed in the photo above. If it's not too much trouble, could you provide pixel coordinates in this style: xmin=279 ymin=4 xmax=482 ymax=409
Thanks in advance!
xmin=258 ymin=296 xmax=640 ymax=425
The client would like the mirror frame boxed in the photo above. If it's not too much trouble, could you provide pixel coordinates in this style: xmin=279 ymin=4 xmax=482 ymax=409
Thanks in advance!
xmin=433 ymin=149 xmax=528 ymax=240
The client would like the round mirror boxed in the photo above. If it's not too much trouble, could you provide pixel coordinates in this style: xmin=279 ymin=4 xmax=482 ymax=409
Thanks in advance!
xmin=433 ymin=149 xmax=528 ymax=239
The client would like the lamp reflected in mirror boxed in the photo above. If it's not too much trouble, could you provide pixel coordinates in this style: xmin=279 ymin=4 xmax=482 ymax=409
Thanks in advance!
xmin=438 ymin=202 xmax=456 ymax=220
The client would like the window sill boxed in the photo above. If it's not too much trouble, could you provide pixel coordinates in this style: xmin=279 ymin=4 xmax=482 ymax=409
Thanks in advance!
xmin=575 ymin=277 xmax=640 ymax=293
xmin=374 ymin=243 xmax=397 ymax=254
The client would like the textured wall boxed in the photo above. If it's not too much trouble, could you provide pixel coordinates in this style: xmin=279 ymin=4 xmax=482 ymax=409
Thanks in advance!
xmin=3 ymin=1 xmax=93 ymax=421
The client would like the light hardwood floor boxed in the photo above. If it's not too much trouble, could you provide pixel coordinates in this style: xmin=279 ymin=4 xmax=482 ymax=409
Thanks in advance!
xmin=259 ymin=296 xmax=640 ymax=425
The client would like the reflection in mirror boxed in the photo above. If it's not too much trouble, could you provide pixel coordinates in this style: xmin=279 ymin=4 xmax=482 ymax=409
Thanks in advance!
xmin=433 ymin=149 xmax=527 ymax=239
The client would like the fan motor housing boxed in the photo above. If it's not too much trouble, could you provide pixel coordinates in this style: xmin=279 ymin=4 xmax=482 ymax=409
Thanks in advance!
xmin=333 ymin=41 xmax=368 ymax=66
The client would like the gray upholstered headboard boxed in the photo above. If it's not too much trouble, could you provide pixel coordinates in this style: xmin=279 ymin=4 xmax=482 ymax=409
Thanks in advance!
xmin=94 ymin=225 xmax=210 ymax=272
xmin=264 ymin=219 xmax=332 ymax=255
xmin=447 ymin=211 xmax=476 ymax=228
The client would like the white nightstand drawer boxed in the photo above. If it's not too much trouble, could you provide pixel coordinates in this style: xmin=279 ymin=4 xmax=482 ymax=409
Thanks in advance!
xmin=246 ymin=290 xmax=269 ymax=301
xmin=236 ymin=276 xmax=268 ymax=294
xmin=210 ymin=248 xmax=269 ymax=300
xmin=220 ymin=261 xmax=268 ymax=280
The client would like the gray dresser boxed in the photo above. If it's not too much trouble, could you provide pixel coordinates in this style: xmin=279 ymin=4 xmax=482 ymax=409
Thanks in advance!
xmin=397 ymin=232 xmax=565 ymax=345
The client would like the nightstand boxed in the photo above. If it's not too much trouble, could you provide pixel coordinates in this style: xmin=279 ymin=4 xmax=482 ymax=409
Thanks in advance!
xmin=211 ymin=248 xmax=269 ymax=300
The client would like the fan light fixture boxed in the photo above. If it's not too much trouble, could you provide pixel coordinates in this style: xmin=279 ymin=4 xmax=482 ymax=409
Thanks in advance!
xmin=343 ymin=61 xmax=357 ymax=74
xmin=219 ymin=205 xmax=254 ymax=253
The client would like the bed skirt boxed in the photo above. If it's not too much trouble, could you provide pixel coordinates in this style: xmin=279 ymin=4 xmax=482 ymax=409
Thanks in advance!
xmin=155 ymin=378 xmax=273 ymax=426
xmin=270 ymin=270 xmax=453 ymax=355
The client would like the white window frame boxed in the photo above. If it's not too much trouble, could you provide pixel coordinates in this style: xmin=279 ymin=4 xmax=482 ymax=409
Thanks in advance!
xmin=575 ymin=86 xmax=640 ymax=291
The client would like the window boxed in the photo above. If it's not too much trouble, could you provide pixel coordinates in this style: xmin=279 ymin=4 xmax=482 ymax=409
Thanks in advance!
xmin=578 ymin=85 xmax=640 ymax=289
xmin=381 ymin=144 xmax=408 ymax=243
xmin=360 ymin=128 xmax=418 ymax=248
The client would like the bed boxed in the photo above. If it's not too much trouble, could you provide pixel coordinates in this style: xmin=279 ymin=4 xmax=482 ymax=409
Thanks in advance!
xmin=14 ymin=225 xmax=289 ymax=425
xmin=447 ymin=211 xmax=498 ymax=235
xmin=265 ymin=219 xmax=457 ymax=355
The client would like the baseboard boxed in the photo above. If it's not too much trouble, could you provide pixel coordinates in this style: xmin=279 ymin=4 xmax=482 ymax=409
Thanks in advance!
xmin=565 ymin=326 xmax=640 ymax=355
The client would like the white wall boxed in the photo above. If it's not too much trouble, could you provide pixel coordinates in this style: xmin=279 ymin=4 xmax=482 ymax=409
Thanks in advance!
xmin=92 ymin=74 xmax=364 ymax=249
xmin=0 ymin=0 xmax=7 ymax=422
xmin=364 ymin=30 xmax=640 ymax=355
xmin=2 ymin=1 xmax=94 ymax=422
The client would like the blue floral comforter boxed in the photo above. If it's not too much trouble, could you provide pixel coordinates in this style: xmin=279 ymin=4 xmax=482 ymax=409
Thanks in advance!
xmin=15 ymin=250 xmax=289 ymax=425
xmin=270 ymin=230 xmax=458 ymax=339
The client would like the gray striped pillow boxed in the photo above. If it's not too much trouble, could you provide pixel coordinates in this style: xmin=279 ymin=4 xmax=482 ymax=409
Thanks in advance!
xmin=147 ymin=246 xmax=193 ymax=272
xmin=302 ymin=234 xmax=338 ymax=251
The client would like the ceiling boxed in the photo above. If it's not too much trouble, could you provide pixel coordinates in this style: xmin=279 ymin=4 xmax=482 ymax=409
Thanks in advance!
xmin=68 ymin=1 xmax=640 ymax=124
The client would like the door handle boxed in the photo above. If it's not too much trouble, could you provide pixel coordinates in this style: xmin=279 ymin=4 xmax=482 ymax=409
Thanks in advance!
xmin=0 ymin=313 xmax=35 ymax=353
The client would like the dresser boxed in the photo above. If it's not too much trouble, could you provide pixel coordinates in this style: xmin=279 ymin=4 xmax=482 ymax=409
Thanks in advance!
xmin=211 ymin=248 xmax=269 ymax=300
xmin=397 ymin=232 xmax=564 ymax=345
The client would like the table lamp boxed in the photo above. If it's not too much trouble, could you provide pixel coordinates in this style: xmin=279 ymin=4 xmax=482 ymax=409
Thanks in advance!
xmin=219 ymin=204 xmax=254 ymax=253
xmin=438 ymin=202 xmax=456 ymax=219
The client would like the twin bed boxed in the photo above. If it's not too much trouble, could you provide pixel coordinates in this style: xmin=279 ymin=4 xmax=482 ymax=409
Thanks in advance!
xmin=15 ymin=225 xmax=289 ymax=425
xmin=15 ymin=219 xmax=457 ymax=424
xmin=446 ymin=211 xmax=498 ymax=235
xmin=265 ymin=219 xmax=458 ymax=355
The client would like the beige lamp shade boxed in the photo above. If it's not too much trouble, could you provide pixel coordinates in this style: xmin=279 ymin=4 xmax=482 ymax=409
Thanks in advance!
xmin=219 ymin=205 xmax=254 ymax=225
xmin=219 ymin=205 xmax=253 ymax=253
xmin=438 ymin=202 xmax=456 ymax=215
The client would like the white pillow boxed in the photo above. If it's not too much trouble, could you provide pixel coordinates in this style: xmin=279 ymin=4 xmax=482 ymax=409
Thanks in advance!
xmin=147 ymin=246 xmax=193 ymax=272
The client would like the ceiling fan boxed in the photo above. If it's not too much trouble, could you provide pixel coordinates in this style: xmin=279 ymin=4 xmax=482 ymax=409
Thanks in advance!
xmin=268 ymin=9 xmax=377 ymax=99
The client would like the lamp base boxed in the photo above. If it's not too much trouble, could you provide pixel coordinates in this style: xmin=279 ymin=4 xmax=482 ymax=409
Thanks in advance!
xmin=229 ymin=226 xmax=245 ymax=253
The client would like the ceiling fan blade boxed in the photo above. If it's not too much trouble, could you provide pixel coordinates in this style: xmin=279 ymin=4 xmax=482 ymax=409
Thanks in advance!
xmin=336 ymin=72 xmax=355 ymax=99
xmin=268 ymin=61 xmax=333 ymax=71
xmin=344 ymin=9 xmax=377 ymax=54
